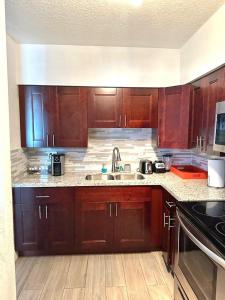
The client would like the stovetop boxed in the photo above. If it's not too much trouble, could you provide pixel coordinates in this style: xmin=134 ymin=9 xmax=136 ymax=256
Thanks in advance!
xmin=178 ymin=201 xmax=225 ymax=256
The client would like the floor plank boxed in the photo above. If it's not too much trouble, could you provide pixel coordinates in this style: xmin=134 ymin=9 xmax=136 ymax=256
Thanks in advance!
xmin=18 ymin=290 xmax=41 ymax=300
xmin=106 ymin=287 xmax=128 ymax=300
xmin=65 ymin=255 xmax=88 ymax=288
xmin=62 ymin=288 xmax=85 ymax=300
xmin=24 ymin=256 xmax=54 ymax=290
xmin=147 ymin=284 xmax=172 ymax=300
xmin=39 ymin=256 xmax=71 ymax=300
xmin=16 ymin=257 xmax=36 ymax=297
xmin=139 ymin=252 xmax=165 ymax=286
xmin=84 ymin=255 xmax=106 ymax=300
xmin=105 ymin=254 xmax=126 ymax=287
xmin=122 ymin=254 xmax=150 ymax=300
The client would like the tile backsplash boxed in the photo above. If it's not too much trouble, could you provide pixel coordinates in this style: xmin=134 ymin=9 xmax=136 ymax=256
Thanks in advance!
xmin=10 ymin=128 xmax=221 ymax=179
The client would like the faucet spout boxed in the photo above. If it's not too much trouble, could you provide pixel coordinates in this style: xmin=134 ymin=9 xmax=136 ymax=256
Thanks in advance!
xmin=112 ymin=147 xmax=122 ymax=173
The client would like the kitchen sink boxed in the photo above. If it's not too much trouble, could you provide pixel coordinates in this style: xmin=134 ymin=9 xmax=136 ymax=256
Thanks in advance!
xmin=85 ymin=173 xmax=145 ymax=181
xmin=85 ymin=174 xmax=115 ymax=180
xmin=114 ymin=173 xmax=145 ymax=180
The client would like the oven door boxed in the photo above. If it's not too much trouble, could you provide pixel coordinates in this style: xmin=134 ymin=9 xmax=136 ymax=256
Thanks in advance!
xmin=175 ymin=209 xmax=225 ymax=300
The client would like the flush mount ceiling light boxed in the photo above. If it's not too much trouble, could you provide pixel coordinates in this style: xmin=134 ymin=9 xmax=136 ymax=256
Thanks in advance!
xmin=130 ymin=0 xmax=143 ymax=7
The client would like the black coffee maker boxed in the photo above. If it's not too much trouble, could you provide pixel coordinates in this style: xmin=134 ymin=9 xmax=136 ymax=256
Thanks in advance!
xmin=50 ymin=153 xmax=65 ymax=176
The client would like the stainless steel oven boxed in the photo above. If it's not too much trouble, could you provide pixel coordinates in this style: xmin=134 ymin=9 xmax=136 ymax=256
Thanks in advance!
xmin=174 ymin=208 xmax=225 ymax=300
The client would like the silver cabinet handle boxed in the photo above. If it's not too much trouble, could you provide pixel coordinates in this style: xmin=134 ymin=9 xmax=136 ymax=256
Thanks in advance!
xmin=109 ymin=203 xmax=112 ymax=217
xmin=165 ymin=201 xmax=175 ymax=208
xmin=196 ymin=136 xmax=199 ymax=149
xmin=115 ymin=203 xmax=118 ymax=217
xmin=157 ymin=135 xmax=160 ymax=147
xmin=168 ymin=217 xmax=175 ymax=230
xmin=46 ymin=134 xmax=49 ymax=147
xmin=38 ymin=205 xmax=42 ymax=219
xmin=177 ymin=211 xmax=225 ymax=269
xmin=45 ymin=205 xmax=48 ymax=219
xmin=124 ymin=115 xmax=127 ymax=128
xmin=163 ymin=212 xmax=169 ymax=227
xmin=119 ymin=115 xmax=122 ymax=127
xmin=52 ymin=133 xmax=55 ymax=146
xmin=35 ymin=195 xmax=50 ymax=198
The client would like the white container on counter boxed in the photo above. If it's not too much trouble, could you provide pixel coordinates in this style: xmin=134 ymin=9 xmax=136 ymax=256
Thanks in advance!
xmin=208 ymin=159 xmax=225 ymax=188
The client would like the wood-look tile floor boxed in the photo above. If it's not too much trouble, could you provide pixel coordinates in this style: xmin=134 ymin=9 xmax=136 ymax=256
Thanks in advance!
xmin=16 ymin=252 xmax=174 ymax=300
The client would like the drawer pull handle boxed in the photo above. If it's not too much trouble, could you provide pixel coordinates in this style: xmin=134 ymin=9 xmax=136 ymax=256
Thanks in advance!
xmin=38 ymin=205 xmax=42 ymax=219
xmin=35 ymin=195 xmax=50 ymax=198
xmin=45 ymin=205 xmax=48 ymax=219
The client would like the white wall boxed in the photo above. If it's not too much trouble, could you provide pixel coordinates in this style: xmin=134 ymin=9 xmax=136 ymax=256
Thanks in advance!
xmin=18 ymin=44 xmax=180 ymax=87
xmin=7 ymin=35 xmax=21 ymax=150
xmin=0 ymin=1 xmax=16 ymax=299
xmin=180 ymin=3 xmax=225 ymax=83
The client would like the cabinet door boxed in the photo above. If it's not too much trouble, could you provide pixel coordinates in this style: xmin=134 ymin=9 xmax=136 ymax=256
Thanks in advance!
xmin=123 ymin=88 xmax=158 ymax=128
xmin=158 ymin=85 xmax=192 ymax=148
xmin=14 ymin=188 xmax=45 ymax=255
xmin=46 ymin=189 xmax=74 ymax=254
xmin=76 ymin=199 xmax=114 ymax=253
xmin=162 ymin=203 xmax=171 ymax=269
xmin=53 ymin=86 xmax=88 ymax=147
xmin=207 ymin=69 xmax=225 ymax=146
xmin=114 ymin=200 xmax=151 ymax=251
xmin=19 ymin=86 xmax=51 ymax=147
xmin=88 ymin=88 xmax=122 ymax=128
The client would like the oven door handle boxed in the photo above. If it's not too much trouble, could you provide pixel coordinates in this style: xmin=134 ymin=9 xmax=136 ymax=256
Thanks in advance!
xmin=177 ymin=211 xmax=225 ymax=270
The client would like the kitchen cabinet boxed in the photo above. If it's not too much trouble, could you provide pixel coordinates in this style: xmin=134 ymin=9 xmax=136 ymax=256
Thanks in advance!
xmin=75 ymin=186 xmax=152 ymax=253
xmin=13 ymin=187 xmax=74 ymax=256
xmin=19 ymin=85 xmax=88 ymax=148
xmin=19 ymin=86 xmax=52 ymax=148
xmin=88 ymin=88 xmax=122 ymax=128
xmin=122 ymin=88 xmax=158 ymax=128
xmin=158 ymin=85 xmax=192 ymax=149
xmin=162 ymin=192 xmax=176 ymax=272
xmin=88 ymin=87 xmax=158 ymax=128
xmin=53 ymin=86 xmax=88 ymax=147
xmin=190 ymin=66 xmax=225 ymax=151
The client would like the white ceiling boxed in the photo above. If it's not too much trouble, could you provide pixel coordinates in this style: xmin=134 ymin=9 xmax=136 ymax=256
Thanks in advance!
xmin=5 ymin=0 xmax=225 ymax=48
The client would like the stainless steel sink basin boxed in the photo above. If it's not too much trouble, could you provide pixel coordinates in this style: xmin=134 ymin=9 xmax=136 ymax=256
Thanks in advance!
xmin=114 ymin=173 xmax=145 ymax=180
xmin=85 ymin=174 xmax=115 ymax=181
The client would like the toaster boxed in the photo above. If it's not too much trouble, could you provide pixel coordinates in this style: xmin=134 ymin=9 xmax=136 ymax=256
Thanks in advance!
xmin=153 ymin=160 xmax=166 ymax=173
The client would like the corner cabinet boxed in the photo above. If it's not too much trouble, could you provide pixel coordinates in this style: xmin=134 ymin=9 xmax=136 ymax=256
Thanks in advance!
xmin=158 ymin=85 xmax=192 ymax=149
xmin=19 ymin=85 xmax=89 ymax=148
xmin=13 ymin=187 xmax=75 ymax=256
xmin=88 ymin=87 xmax=158 ymax=128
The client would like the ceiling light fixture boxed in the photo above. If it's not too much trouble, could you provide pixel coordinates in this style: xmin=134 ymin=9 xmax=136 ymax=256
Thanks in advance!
xmin=130 ymin=0 xmax=143 ymax=7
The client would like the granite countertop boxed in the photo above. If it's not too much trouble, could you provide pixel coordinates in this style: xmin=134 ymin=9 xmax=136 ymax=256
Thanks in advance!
xmin=12 ymin=172 xmax=225 ymax=202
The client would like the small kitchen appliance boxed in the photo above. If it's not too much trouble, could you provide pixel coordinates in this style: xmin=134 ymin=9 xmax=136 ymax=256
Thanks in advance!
xmin=152 ymin=160 xmax=166 ymax=173
xmin=50 ymin=153 xmax=65 ymax=176
xmin=162 ymin=154 xmax=173 ymax=171
xmin=137 ymin=159 xmax=153 ymax=174
xmin=214 ymin=100 xmax=225 ymax=152
xmin=208 ymin=158 xmax=225 ymax=188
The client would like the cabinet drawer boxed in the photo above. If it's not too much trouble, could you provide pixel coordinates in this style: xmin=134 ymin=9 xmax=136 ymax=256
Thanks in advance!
xmin=75 ymin=186 xmax=151 ymax=202
xmin=15 ymin=187 xmax=74 ymax=204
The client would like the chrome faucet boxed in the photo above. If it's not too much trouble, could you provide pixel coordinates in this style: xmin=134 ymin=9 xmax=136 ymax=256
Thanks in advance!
xmin=112 ymin=147 xmax=121 ymax=172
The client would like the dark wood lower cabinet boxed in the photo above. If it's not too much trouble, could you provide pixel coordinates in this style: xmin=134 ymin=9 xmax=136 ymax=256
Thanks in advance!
xmin=75 ymin=186 xmax=162 ymax=253
xmin=13 ymin=187 xmax=74 ymax=256
xmin=13 ymin=186 xmax=172 ymax=256
xmin=162 ymin=192 xmax=176 ymax=272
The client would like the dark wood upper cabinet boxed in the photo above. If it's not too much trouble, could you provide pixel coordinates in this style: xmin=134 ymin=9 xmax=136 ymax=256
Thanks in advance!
xmin=158 ymin=85 xmax=192 ymax=149
xmin=53 ymin=86 xmax=88 ymax=147
xmin=88 ymin=88 xmax=122 ymax=128
xmin=19 ymin=86 xmax=52 ymax=147
xmin=123 ymin=88 xmax=158 ymax=128
xmin=88 ymin=87 xmax=158 ymax=128
xmin=19 ymin=85 xmax=88 ymax=148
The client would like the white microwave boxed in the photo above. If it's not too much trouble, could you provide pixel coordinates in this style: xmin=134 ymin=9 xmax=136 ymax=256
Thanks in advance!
xmin=214 ymin=101 xmax=225 ymax=152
